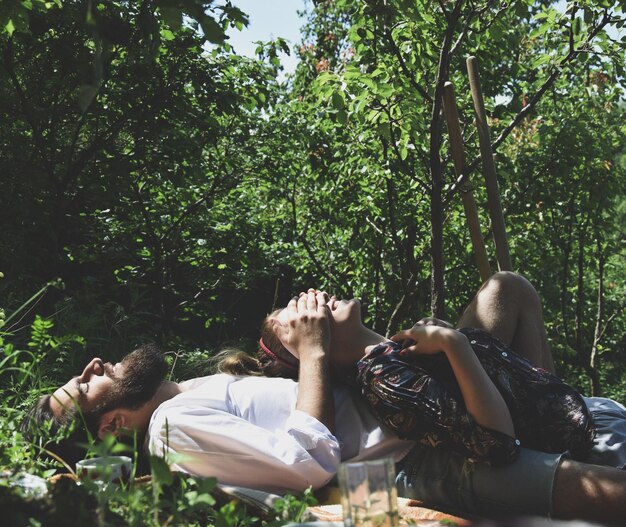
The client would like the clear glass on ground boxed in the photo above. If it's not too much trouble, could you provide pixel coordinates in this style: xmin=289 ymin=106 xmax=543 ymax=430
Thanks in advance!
xmin=338 ymin=458 xmax=398 ymax=527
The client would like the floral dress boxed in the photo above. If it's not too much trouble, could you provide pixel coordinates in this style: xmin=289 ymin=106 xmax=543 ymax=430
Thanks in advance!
xmin=357 ymin=328 xmax=596 ymax=466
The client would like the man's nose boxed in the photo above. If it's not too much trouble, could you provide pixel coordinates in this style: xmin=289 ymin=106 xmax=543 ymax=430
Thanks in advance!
xmin=80 ymin=358 xmax=104 ymax=381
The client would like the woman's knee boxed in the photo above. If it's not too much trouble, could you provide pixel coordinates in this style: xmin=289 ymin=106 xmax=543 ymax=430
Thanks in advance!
xmin=483 ymin=272 xmax=539 ymax=304
xmin=488 ymin=271 xmax=525 ymax=289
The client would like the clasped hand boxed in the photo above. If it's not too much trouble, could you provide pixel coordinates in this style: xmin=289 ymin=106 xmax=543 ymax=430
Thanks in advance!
xmin=272 ymin=289 xmax=330 ymax=360
xmin=391 ymin=317 xmax=460 ymax=356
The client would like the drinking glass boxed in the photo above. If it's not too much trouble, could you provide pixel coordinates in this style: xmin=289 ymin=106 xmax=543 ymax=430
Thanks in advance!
xmin=338 ymin=458 xmax=398 ymax=527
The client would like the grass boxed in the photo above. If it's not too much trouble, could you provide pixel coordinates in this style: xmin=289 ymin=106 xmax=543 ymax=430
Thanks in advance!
xmin=0 ymin=291 xmax=317 ymax=527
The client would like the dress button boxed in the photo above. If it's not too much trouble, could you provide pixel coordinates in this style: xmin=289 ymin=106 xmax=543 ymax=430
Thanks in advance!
xmin=501 ymin=352 xmax=508 ymax=357
xmin=515 ymin=439 xmax=521 ymax=445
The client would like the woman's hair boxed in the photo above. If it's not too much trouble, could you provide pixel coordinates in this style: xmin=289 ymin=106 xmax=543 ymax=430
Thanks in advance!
xmin=217 ymin=310 xmax=300 ymax=380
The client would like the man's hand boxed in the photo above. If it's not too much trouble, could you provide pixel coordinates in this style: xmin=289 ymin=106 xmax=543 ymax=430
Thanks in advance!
xmin=277 ymin=289 xmax=334 ymax=432
xmin=273 ymin=289 xmax=330 ymax=360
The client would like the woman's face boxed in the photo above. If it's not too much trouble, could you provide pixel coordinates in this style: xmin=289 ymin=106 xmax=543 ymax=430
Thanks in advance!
xmin=272 ymin=292 xmax=369 ymax=368
xmin=326 ymin=296 xmax=363 ymax=325
xmin=274 ymin=292 xmax=363 ymax=332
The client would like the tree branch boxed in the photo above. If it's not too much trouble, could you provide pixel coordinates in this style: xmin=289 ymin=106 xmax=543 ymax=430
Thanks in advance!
xmin=450 ymin=16 xmax=473 ymax=56
xmin=386 ymin=271 xmax=416 ymax=336
xmin=383 ymin=106 xmax=430 ymax=194
xmin=162 ymin=177 xmax=221 ymax=242
xmin=437 ymin=0 xmax=451 ymax=22
xmin=2 ymin=39 xmax=55 ymax=182
xmin=489 ymin=9 xmax=611 ymax=153
xmin=300 ymin=222 xmax=335 ymax=285
xmin=597 ymin=301 xmax=626 ymax=345
xmin=384 ymin=28 xmax=433 ymax=103
xmin=444 ymin=10 xmax=612 ymax=202
xmin=62 ymin=115 xmax=128 ymax=192
xmin=569 ymin=2 xmax=578 ymax=54
xmin=450 ymin=1 xmax=510 ymax=55
xmin=429 ymin=0 xmax=465 ymax=318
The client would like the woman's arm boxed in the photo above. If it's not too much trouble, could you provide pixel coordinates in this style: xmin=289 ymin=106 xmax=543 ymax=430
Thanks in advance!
xmin=273 ymin=290 xmax=335 ymax=433
xmin=392 ymin=325 xmax=515 ymax=437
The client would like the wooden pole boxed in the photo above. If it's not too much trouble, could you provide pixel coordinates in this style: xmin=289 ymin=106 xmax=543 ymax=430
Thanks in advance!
xmin=443 ymin=81 xmax=492 ymax=282
xmin=466 ymin=56 xmax=512 ymax=272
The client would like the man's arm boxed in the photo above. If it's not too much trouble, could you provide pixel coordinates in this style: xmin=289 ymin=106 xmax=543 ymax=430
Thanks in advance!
xmin=273 ymin=290 xmax=335 ymax=433
xmin=148 ymin=400 xmax=341 ymax=493
xmin=297 ymin=345 xmax=334 ymax=433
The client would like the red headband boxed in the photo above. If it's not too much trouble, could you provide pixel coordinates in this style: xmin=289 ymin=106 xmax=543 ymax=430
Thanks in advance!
xmin=259 ymin=338 xmax=299 ymax=371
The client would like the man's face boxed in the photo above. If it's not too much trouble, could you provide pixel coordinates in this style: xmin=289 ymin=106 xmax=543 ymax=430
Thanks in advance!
xmin=50 ymin=345 xmax=168 ymax=420
xmin=50 ymin=358 xmax=118 ymax=418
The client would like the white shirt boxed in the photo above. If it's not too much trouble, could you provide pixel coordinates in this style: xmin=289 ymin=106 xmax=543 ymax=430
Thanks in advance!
xmin=147 ymin=374 xmax=414 ymax=494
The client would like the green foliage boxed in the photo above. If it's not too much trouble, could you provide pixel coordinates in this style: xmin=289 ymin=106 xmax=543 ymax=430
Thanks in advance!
xmin=0 ymin=0 xmax=248 ymax=45
xmin=0 ymin=457 xmax=316 ymax=526
xmin=269 ymin=487 xmax=318 ymax=525
xmin=3 ymin=0 xmax=621 ymax=362
xmin=0 ymin=0 xmax=625 ymax=522
xmin=0 ymin=1 xmax=289 ymax=359
xmin=495 ymin=77 xmax=626 ymax=395
xmin=278 ymin=0 xmax=625 ymax=385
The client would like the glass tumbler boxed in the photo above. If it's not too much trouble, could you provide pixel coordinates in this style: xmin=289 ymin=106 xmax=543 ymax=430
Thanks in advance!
xmin=338 ymin=458 xmax=398 ymax=527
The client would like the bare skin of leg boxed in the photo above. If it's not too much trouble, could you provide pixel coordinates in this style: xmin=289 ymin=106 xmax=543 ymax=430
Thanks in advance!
xmin=552 ymin=459 xmax=626 ymax=526
xmin=456 ymin=271 xmax=555 ymax=374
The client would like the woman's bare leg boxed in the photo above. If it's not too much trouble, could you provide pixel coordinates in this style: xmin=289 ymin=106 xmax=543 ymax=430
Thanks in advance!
xmin=456 ymin=272 xmax=555 ymax=373
xmin=552 ymin=459 xmax=626 ymax=526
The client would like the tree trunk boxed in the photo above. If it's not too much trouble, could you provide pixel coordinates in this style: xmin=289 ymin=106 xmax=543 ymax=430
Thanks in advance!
xmin=430 ymin=178 xmax=445 ymax=318
xmin=427 ymin=1 xmax=464 ymax=318
xmin=589 ymin=241 xmax=604 ymax=396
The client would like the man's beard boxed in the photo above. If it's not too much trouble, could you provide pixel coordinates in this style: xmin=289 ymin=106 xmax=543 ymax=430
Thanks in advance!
xmin=91 ymin=343 xmax=168 ymax=417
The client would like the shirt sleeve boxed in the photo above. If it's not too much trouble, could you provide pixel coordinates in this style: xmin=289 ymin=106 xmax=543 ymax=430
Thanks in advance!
xmin=357 ymin=343 xmax=520 ymax=466
xmin=148 ymin=404 xmax=342 ymax=494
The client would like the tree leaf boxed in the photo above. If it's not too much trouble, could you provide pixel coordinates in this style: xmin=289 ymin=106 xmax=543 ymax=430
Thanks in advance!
xmin=160 ymin=7 xmax=183 ymax=31
xmin=331 ymin=91 xmax=345 ymax=110
xmin=78 ymin=83 xmax=100 ymax=113
xmin=150 ymin=455 xmax=173 ymax=486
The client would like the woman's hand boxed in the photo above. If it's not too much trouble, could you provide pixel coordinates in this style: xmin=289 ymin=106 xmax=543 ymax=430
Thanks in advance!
xmin=390 ymin=325 xmax=460 ymax=356
xmin=273 ymin=289 xmax=330 ymax=360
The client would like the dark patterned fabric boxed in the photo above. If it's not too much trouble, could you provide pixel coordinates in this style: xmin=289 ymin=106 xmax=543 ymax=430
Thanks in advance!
xmin=357 ymin=328 xmax=595 ymax=467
